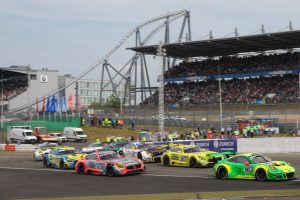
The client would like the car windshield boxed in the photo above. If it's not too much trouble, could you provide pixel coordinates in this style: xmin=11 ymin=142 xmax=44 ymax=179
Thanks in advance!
xmin=25 ymin=132 xmax=33 ymax=136
xmin=183 ymin=147 xmax=201 ymax=153
xmin=76 ymin=131 xmax=85 ymax=135
xmin=250 ymin=155 xmax=272 ymax=164
xmin=57 ymin=150 xmax=76 ymax=155
xmin=100 ymin=153 xmax=121 ymax=160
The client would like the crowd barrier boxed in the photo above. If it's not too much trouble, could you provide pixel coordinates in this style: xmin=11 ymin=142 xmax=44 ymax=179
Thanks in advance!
xmin=237 ymin=137 xmax=300 ymax=153
xmin=1 ymin=138 xmax=300 ymax=153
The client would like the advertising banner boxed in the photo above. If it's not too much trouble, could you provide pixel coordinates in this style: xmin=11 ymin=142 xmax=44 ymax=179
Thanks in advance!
xmin=153 ymin=139 xmax=237 ymax=153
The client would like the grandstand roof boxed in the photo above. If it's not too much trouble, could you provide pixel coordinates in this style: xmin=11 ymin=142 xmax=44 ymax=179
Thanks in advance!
xmin=128 ymin=30 xmax=300 ymax=58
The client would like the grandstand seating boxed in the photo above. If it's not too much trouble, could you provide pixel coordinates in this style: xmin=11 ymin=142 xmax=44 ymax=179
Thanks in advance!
xmin=0 ymin=76 xmax=27 ymax=101
xmin=142 ymin=52 xmax=300 ymax=106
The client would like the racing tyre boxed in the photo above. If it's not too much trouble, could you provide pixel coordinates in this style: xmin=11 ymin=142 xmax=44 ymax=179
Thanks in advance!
xmin=106 ymin=166 xmax=115 ymax=177
xmin=59 ymin=160 xmax=65 ymax=169
xmin=77 ymin=163 xmax=85 ymax=175
xmin=137 ymin=152 xmax=143 ymax=160
xmin=162 ymin=156 xmax=170 ymax=166
xmin=217 ymin=166 xmax=228 ymax=180
xmin=255 ymin=169 xmax=267 ymax=181
xmin=189 ymin=157 xmax=198 ymax=168
xmin=43 ymin=158 xmax=49 ymax=167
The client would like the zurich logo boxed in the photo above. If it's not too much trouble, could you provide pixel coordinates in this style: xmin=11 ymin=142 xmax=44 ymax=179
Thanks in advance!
xmin=213 ymin=140 xmax=219 ymax=149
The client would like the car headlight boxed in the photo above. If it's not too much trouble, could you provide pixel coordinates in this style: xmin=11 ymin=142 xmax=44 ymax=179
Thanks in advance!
xmin=115 ymin=163 xmax=124 ymax=168
xmin=66 ymin=158 xmax=74 ymax=162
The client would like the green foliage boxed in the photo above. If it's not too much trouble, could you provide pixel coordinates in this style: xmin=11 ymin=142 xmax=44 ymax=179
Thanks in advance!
xmin=89 ymin=95 xmax=120 ymax=109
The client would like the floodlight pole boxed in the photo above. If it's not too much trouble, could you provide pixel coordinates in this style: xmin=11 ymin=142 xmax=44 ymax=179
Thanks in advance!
xmin=157 ymin=41 xmax=165 ymax=135
xmin=1 ymin=69 xmax=3 ymax=143
xmin=218 ymin=65 xmax=223 ymax=130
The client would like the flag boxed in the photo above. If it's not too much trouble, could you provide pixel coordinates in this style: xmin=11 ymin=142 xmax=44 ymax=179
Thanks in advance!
xmin=36 ymin=97 xmax=39 ymax=113
xmin=77 ymin=95 xmax=83 ymax=111
xmin=56 ymin=95 xmax=61 ymax=113
xmin=50 ymin=95 xmax=56 ymax=112
xmin=41 ymin=96 xmax=45 ymax=112
xmin=67 ymin=95 xmax=73 ymax=111
xmin=61 ymin=96 xmax=67 ymax=112
xmin=46 ymin=96 xmax=51 ymax=112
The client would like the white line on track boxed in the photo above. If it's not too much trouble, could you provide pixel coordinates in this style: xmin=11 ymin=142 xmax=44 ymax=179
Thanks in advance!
xmin=1 ymin=167 xmax=299 ymax=181
xmin=141 ymin=173 xmax=214 ymax=178
xmin=0 ymin=166 xmax=74 ymax=173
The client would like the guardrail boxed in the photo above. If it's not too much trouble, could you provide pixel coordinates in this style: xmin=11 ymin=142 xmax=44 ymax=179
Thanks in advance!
xmin=0 ymin=144 xmax=35 ymax=152
xmin=237 ymin=137 xmax=300 ymax=153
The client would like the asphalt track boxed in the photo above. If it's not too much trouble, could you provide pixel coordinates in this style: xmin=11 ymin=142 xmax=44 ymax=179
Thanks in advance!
xmin=0 ymin=152 xmax=299 ymax=200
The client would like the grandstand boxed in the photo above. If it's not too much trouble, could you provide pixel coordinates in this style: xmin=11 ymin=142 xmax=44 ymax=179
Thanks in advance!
xmin=129 ymin=30 xmax=300 ymax=108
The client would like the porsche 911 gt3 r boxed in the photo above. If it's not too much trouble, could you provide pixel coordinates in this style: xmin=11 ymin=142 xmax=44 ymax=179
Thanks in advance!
xmin=214 ymin=153 xmax=296 ymax=181
xmin=161 ymin=145 xmax=233 ymax=167
xmin=75 ymin=151 xmax=145 ymax=176
xmin=43 ymin=147 xmax=84 ymax=169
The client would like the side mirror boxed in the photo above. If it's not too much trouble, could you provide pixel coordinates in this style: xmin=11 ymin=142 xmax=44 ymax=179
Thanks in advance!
xmin=243 ymin=161 xmax=250 ymax=165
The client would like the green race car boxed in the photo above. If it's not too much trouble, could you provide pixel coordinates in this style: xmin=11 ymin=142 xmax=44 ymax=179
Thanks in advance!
xmin=214 ymin=153 xmax=296 ymax=181
xmin=161 ymin=145 xmax=233 ymax=167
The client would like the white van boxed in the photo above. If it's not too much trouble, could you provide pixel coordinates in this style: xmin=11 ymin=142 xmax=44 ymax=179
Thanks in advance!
xmin=63 ymin=127 xmax=87 ymax=142
xmin=9 ymin=128 xmax=37 ymax=143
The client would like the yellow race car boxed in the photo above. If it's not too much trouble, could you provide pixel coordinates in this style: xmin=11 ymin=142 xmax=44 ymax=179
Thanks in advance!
xmin=43 ymin=146 xmax=85 ymax=169
xmin=161 ymin=145 xmax=233 ymax=167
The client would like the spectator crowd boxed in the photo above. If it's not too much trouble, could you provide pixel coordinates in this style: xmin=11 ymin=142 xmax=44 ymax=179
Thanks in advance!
xmin=0 ymin=77 xmax=27 ymax=101
xmin=143 ymin=52 xmax=300 ymax=106
xmin=165 ymin=52 xmax=300 ymax=78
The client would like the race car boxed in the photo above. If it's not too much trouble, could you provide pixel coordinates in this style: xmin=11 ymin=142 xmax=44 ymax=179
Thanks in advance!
xmin=43 ymin=146 xmax=85 ymax=169
xmin=81 ymin=142 xmax=110 ymax=153
xmin=214 ymin=153 xmax=296 ymax=181
xmin=33 ymin=142 xmax=59 ymax=161
xmin=161 ymin=145 xmax=233 ymax=167
xmin=106 ymin=136 xmax=126 ymax=142
xmin=75 ymin=151 xmax=145 ymax=176
xmin=121 ymin=142 xmax=166 ymax=162
xmin=108 ymin=141 xmax=128 ymax=153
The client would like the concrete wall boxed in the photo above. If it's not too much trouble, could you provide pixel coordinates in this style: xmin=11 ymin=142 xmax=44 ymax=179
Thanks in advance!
xmin=237 ymin=137 xmax=300 ymax=153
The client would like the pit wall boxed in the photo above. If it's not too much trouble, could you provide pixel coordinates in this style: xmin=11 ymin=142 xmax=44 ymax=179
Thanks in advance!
xmin=237 ymin=137 xmax=300 ymax=153
xmin=1 ymin=137 xmax=300 ymax=153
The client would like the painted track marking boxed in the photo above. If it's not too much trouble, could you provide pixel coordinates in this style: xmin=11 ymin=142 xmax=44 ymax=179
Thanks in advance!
xmin=0 ymin=167 xmax=299 ymax=181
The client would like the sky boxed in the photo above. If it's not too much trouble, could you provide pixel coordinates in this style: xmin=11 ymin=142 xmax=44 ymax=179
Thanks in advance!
xmin=1 ymin=0 xmax=300 ymax=86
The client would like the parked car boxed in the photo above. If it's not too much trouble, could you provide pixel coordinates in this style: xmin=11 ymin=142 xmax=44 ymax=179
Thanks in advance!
xmin=48 ymin=133 xmax=67 ymax=143
xmin=214 ymin=153 xmax=296 ymax=181
xmin=8 ymin=128 xmax=37 ymax=144
xmin=63 ymin=127 xmax=87 ymax=142
xmin=75 ymin=151 xmax=145 ymax=176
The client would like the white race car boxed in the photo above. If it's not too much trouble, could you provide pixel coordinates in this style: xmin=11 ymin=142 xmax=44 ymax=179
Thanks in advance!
xmin=81 ymin=142 xmax=108 ymax=153
xmin=33 ymin=142 xmax=59 ymax=161
xmin=121 ymin=142 xmax=164 ymax=163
